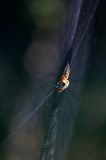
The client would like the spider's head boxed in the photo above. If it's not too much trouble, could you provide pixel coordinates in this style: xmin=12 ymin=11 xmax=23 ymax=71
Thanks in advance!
xmin=56 ymin=81 xmax=67 ymax=93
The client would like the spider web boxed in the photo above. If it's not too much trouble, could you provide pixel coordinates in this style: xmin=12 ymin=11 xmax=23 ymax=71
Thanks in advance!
xmin=0 ymin=0 xmax=99 ymax=160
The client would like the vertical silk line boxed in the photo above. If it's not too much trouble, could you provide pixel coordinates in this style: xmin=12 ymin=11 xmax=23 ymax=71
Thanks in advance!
xmin=41 ymin=108 xmax=58 ymax=160
xmin=70 ymin=0 xmax=100 ymax=66
xmin=41 ymin=2 xmax=83 ymax=158
xmin=64 ymin=0 xmax=83 ymax=53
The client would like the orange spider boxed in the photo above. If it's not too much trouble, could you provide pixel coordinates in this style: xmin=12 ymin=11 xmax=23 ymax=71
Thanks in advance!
xmin=56 ymin=63 xmax=70 ymax=93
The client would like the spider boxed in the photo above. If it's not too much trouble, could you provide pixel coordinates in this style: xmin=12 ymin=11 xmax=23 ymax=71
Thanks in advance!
xmin=56 ymin=63 xmax=70 ymax=93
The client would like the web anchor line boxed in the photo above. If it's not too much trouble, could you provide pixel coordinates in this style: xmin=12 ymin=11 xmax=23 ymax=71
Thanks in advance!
xmin=67 ymin=0 xmax=100 ymax=67
xmin=0 ymin=88 xmax=55 ymax=148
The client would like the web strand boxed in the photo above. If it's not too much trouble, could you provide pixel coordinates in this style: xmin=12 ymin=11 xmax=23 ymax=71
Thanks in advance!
xmin=70 ymin=0 xmax=99 ymax=66
xmin=1 ymin=88 xmax=55 ymax=148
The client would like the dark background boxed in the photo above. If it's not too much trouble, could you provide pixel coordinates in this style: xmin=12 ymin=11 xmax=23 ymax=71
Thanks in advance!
xmin=0 ymin=0 xmax=106 ymax=159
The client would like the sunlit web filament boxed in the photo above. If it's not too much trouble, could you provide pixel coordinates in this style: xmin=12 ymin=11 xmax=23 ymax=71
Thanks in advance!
xmin=0 ymin=88 xmax=55 ymax=148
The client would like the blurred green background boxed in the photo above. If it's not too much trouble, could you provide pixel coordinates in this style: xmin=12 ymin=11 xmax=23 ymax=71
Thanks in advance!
xmin=0 ymin=0 xmax=106 ymax=159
